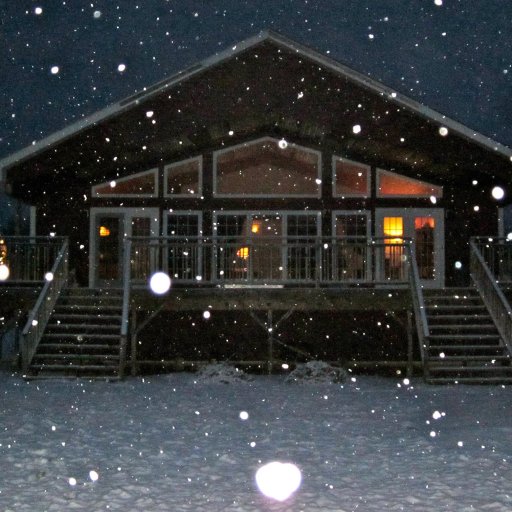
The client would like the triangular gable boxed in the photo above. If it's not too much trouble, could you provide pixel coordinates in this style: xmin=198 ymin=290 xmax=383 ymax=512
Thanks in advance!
xmin=1 ymin=30 xmax=511 ymax=175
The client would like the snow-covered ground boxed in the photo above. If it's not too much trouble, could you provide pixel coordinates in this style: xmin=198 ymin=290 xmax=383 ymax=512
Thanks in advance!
xmin=1 ymin=368 xmax=511 ymax=511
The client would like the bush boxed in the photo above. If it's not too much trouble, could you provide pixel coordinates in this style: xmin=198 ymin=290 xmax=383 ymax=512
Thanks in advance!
xmin=285 ymin=361 xmax=347 ymax=384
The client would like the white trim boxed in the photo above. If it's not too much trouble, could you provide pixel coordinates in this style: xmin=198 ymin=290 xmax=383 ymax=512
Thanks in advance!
xmin=498 ymin=207 xmax=505 ymax=239
xmin=164 ymin=156 xmax=203 ymax=197
xmin=375 ymin=207 xmax=445 ymax=288
xmin=91 ymin=168 xmax=158 ymax=198
xmin=2 ymin=30 xmax=511 ymax=174
xmin=332 ymin=156 xmax=371 ymax=198
xmin=89 ymin=206 xmax=159 ymax=287
xmin=213 ymin=136 xmax=322 ymax=198
xmin=376 ymin=168 xmax=443 ymax=198
xmin=29 ymin=206 xmax=36 ymax=237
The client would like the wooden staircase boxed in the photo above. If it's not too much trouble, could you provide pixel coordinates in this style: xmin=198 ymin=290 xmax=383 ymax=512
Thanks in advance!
xmin=27 ymin=288 xmax=124 ymax=379
xmin=423 ymin=287 xmax=512 ymax=383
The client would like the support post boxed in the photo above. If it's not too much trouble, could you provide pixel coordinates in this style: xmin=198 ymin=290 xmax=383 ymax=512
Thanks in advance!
xmin=130 ymin=308 xmax=138 ymax=376
xmin=406 ymin=310 xmax=414 ymax=379
xmin=267 ymin=309 xmax=273 ymax=375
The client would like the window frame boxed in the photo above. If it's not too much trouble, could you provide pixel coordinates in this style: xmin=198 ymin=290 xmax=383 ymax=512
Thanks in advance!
xmin=163 ymin=156 xmax=203 ymax=198
xmin=213 ymin=136 xmax=322 ymax=198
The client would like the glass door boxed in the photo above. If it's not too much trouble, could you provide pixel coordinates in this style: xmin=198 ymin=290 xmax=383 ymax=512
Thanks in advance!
xmin=90 ymin=208 xmax=159 ymax=287
xmin=376 ymin=208 xmax=444 ymax=287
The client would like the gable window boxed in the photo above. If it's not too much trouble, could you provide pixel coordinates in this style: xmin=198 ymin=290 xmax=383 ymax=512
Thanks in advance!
xmin=92 ymin=168 xmax=158 ymax=197
xmin=164 ymin=156 xmax=202 ymax=197
xmin=333 ymin=157 xmax=370 ymax=197
xmin=377 ymin=169 xmax=442 ymax=198
xmin=214 ymin=137 xmax=321 ymax=197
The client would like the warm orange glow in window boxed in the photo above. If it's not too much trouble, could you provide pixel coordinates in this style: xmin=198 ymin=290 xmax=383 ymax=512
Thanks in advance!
xmin=414 ymin=217 xmax=435 ymax=230
xmin=237 ymin=247 xmax=249 ymax=259
xmin=383 ymin=217 xmax=403 ymax=239
xmin=378 ymin=170 xmax=442 ymax=197
xmin=251 ymin=221 xmax=262 ymax=234
xmin=99 ymin=226 xmax=111 ymax=237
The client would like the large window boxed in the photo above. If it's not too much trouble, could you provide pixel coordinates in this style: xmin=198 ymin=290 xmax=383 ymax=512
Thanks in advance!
xmin=333 ymin=157 xmax=370 ymax=197
xmin=92 ymin=169 xmax=158 ymax=197
xmin=164 ymin=156 xmax=202 ymax=197
xmin=165 ymin=212 xmax=202 ymax=282
xmin=214 ymin=137 xmax=321 ymax=197
xmin=377 ymin=169 xmax=442 ymax=198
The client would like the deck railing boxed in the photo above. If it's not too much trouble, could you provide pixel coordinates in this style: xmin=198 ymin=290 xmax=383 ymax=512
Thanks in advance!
xmin=406 ymin=242 xmax=429 ymax=369
xmin=0 ymin=236 xmax=66 ymax=283
xmin=127 ymin=236 xmax=413 ymax=287
xmin=470 ymin=238 xmax=512 ymax=354
xmin=19 ymin=238 xmax=69 ymax=372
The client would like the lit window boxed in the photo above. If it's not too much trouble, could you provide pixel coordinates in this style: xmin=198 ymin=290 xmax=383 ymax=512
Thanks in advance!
xmin=333 ymin=158 xmax=370 ymax=197
xmin=377 ymin=169 xmax=442 ymax=198
xmin=92 ymin=169 xmax=158 ymax=197
xmin=214 ymin=137 xmax=321 ymax=196
xmin=164 ymin=157 xmax=202 ymax=196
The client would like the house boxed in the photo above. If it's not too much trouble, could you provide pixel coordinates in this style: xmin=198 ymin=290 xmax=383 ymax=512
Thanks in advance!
xmin=1 ymin=31 xmax=512 ymax=382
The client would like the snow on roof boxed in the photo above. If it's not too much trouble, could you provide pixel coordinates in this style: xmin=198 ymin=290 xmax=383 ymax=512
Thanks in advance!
xmin=1 ymin=29 xmax=511 ymax=177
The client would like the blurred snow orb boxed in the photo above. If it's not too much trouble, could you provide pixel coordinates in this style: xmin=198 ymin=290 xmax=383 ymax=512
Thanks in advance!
xmin=146 ymin=111 xmax=154 ymax=118
xmin=434 ymin=0 xmax=443 ymax=5
xmin=278 ymin=139 xmax=288 ymax=149
xmin=149 ymin=272 xmax=171 ymax=294
xmin=239 ymin=411 xmax=249 ymax=420
xmin=454 ymin=261 xmax=462 ymax=269
xmin=432 ymin=410 xmax=442 ymax=420
xmin=507 ymin=232 xmax=512 ymax=241
xmin=0 ymin=264 xmax=10 ymax=281
xmin=473 ymin=205 xmax=480 ymax=212
xmin=117 ymin=63 xmax=126 ymax=72
xmin=93 ymin=10 xmax=102 ymax=18
xmin=352 ymin=124 xmax=362 ymax=134
xmin=439 ymin=126 xmax=449 ymax=137
xmin=89 ymin=470 xmax=99 ymax=482
xmin=68 ymin=477 xmax=77 ymax=486
xmin=44 ymin=272 xmax=54 ymax=282
xmin=491 ymin=186 xmax=505 ymax=200
xmin=203 ymin=310 xmax=211 ymax=320
xmin=255 ymin=462 xmax=302 ymax=502
xmin=50 ymin=66 xmax=60 ymax=75
xmin=34 ymin=7 xmax=43 ymax=15
xmin=430 ymin=195 xmax=437 ymax=204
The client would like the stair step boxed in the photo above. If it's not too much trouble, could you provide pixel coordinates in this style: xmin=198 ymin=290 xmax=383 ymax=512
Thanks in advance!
xmin=54 ymin=305 xmax=122 ymax=312
xmin=33 ymin=354 xmax=119 ymax=361
xmin=429 ymin=355 xmax=510 ymax=362
xmin=428 ymin=314 xmax=492 ymax=321
xmin=43 ymin=333 xmax=121 ymax=340
xmin=428 ymin=365 xmax=512 ymax=372
xmin=51 ymin=314 xmax=122 ymax=322
xmin=426 ymin=376 xmax=512 ymax=384
xmin=29 ymin=364 xmax=119 ymax=372
xmin=429 ymin=344 xmax=506 ymax=351
xmin=46 ymin=323 xmax=121 ymax=332
xmin=429 ymin=334 xmax=501 ymax=340
xmin=429 ymin=324 xmax=497 ymax=331
xmin=38 ymin=343 xmax=119 ymax=351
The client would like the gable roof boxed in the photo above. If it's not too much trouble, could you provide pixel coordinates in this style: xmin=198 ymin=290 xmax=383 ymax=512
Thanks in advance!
xmin=1 ymin=29 xmax=511 ymax=176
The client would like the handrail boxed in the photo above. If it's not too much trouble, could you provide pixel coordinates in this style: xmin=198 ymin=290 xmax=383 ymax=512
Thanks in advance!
xmin=470 ymin=238 xmax=512 ymax=354
xmin=406 ymin=241 xmax=429 ymax=367
xmin=119 ymin=239 xmax=132 ymax=378
xmin=19 ymin=238 xmax=69 ymax=372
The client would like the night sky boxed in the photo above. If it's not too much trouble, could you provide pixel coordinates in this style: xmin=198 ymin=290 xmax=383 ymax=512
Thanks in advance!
xmin=1 ymin=0 xmax=512 ymax=161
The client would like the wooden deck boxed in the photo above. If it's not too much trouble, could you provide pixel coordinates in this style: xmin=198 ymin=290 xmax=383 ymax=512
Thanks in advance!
xmin=130 ymin=285 xmax=412 ymax=312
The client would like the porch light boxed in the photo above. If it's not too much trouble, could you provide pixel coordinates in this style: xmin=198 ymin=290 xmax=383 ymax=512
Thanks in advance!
xmin=99 ymin=226 xmax=111 ymax=237
xmin=237 ymin=247 xmax=250 ymax=259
